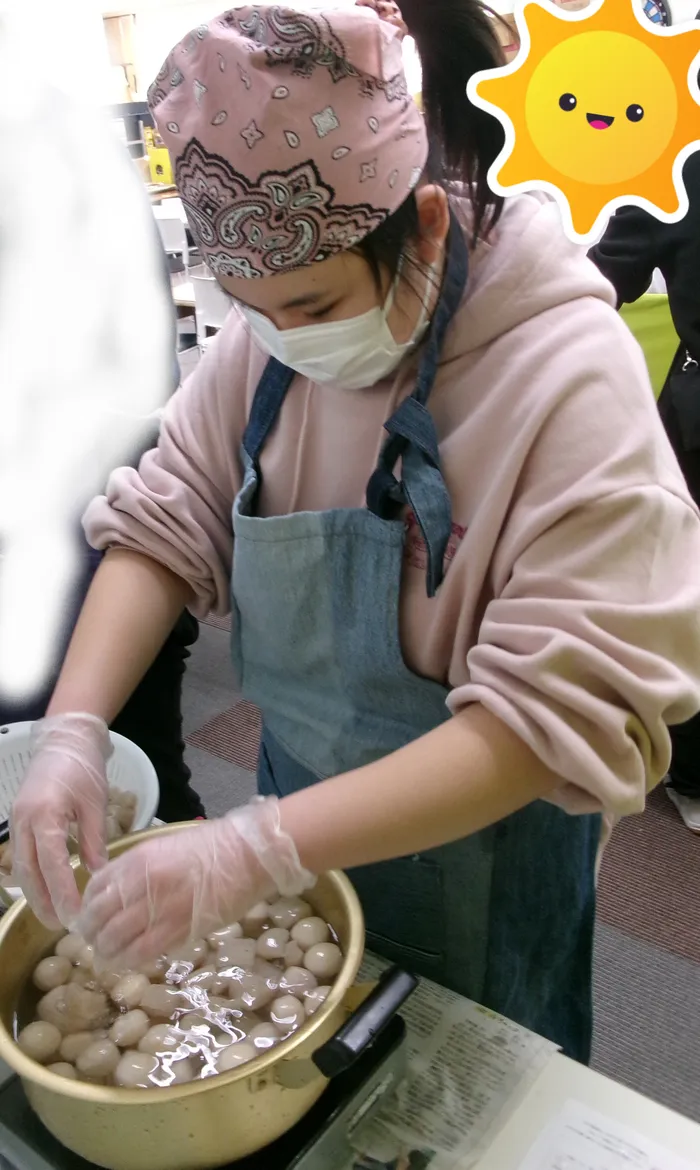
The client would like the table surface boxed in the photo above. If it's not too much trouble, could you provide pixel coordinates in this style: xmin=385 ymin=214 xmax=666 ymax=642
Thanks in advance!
xmin=147 ymin=184 xmax=178 ymax=200
xmin=171 ymin=279 xmax=195 ymax=308
xmin=473 ymin=1053 xmax=700 ymax=1168
xmin=153 ymin=203 xmax=187 ymax=224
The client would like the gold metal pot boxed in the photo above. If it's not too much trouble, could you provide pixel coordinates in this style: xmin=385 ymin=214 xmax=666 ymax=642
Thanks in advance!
xmin=0 ymin=823 xmax=368 ymax=1170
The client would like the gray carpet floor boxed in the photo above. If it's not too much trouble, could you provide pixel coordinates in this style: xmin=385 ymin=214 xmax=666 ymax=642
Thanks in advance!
xmin=182 ymin=621 xmax=700 ymax=1123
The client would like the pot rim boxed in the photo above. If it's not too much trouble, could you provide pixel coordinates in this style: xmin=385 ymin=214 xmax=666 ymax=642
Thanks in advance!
xmin=0 ymin=824 xmax=364 ymax=1105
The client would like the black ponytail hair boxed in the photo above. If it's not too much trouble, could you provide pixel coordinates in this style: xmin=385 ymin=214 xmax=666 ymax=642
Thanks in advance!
xmin=402 ymin=0 xmax=506 ymax=235
xmin=358 ymin=0 xmax=507 ymax=288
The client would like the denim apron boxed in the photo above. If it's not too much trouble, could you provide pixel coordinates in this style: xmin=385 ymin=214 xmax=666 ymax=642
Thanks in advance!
xmin=231 ymin=219 xmax=600 ymax=1063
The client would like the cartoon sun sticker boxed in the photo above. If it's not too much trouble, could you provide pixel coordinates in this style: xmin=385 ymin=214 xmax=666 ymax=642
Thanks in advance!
xmin=468 ymin=0 xmax=700 ymax=243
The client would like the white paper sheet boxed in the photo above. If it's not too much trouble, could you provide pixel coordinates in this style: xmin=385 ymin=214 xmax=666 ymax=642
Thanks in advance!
xmin=517 ymin=1101 xmax=700 ymax=1170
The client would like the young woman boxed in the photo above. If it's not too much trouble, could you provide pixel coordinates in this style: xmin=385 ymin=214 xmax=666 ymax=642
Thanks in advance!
xmin=11 ymin=0 xmax=700 ymax=1064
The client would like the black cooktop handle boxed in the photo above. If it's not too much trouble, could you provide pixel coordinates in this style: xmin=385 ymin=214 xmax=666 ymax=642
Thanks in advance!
xmin=312 ymin=966 xmax=417 ymax=1080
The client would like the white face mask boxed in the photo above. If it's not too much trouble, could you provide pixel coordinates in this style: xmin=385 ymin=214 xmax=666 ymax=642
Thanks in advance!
xmin=239 ymin=259 xmax=435 ymax=391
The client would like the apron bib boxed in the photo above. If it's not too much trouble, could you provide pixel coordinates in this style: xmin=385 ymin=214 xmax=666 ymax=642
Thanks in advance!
xmin=230 ymin=219 xmax=599 ymax=1062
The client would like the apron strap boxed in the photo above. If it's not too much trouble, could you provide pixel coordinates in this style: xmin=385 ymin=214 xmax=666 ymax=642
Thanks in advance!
xmin=242 ymin=357 xmax=297 ymax=466
xmin=367 ymin=210 xmax=469 ymax=597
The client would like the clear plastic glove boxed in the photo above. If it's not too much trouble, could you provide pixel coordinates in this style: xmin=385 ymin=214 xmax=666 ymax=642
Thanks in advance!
xmin=10 ymin=713 xmax=112 ymax=930
xmin=78 ymin=797 xmax=315 ymax=967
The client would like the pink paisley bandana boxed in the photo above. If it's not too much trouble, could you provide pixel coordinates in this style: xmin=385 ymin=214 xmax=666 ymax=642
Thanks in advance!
xmin=147 ymin=5 xmax=428 ymax=278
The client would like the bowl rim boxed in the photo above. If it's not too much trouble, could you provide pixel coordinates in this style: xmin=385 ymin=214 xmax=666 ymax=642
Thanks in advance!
xmin=0 ymin=824 xmax=365 ymax=1103
xmin=0 ymin=723 xmax=159 ymax=833
xmin=0 ymin=724 xmax=159 ymax=902
xmin=106 ymin=730 xmax=160 ymax=832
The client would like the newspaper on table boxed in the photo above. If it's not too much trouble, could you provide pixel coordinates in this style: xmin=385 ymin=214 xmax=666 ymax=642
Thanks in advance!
xmin=346 ymin=953 xmax=557 ymax=1170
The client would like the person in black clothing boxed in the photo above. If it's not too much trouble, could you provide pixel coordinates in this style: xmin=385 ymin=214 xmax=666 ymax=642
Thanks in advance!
xmin=0 ymin=554 xmax=203 ymax=824
xmin=589 ymin=147 xmax=700 ymax=351
xmin=589 ymin=144 xmax=700 ymax=832
xmin=0 ymin=226 xmax=205 ymax=824
xmin=590 ymin=148 xmax=700 ymax=496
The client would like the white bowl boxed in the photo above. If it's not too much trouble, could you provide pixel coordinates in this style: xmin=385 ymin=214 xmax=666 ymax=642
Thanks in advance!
xmin=0 ymin=720 xmax=159 ymax=903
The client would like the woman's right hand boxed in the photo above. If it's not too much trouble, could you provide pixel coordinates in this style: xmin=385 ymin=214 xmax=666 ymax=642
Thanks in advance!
xmin=10 ymin=713 xmax=112 ymax=930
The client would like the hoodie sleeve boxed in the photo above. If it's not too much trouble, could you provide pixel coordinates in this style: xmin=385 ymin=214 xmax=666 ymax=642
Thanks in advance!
xmin=83 ymin=316 xmax=256 ymax=617
xmin=447 ymin=311 xmax=700 ymax=817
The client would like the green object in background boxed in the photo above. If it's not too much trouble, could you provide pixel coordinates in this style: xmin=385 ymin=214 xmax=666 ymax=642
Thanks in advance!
xmin=619 ymin=293 xmax=679 ymax=401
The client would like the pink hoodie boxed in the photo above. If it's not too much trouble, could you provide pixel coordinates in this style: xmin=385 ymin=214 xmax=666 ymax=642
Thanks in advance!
xmin=85 ymin=193 xmax=700 ymax=817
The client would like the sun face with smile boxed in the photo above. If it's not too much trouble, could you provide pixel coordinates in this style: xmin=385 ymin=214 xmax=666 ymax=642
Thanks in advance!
xmin=469 ymin=0 xmax=700 ymax=241
xmin=526 ymin=29 xmax=677 ymax=185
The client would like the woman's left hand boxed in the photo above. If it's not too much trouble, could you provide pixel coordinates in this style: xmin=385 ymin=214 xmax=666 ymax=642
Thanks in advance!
xmin=77 ymin=798 xmax=314 ymax=967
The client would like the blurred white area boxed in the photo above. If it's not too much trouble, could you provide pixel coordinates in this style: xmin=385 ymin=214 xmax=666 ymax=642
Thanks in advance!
xmin=7 ymin=0 xmax=696 ymax=112
xmin=3 ymin=0 xmax=113 ymax=100
xmin=108 ymin=0 xmax=422 ymax=99
xmin=0 ymin=0 xmax=173 ymax=699
xmin=109 ymin=0 xmax=700 ymax=107
xmin=671 ymin=0 xmax=700 ymax=21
